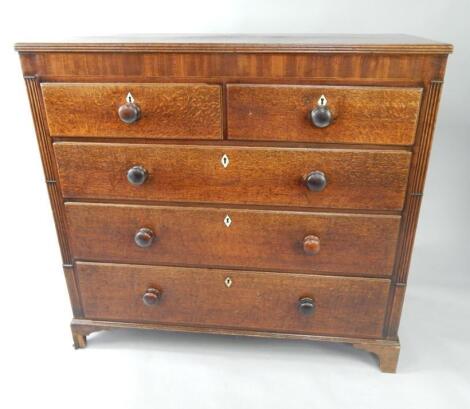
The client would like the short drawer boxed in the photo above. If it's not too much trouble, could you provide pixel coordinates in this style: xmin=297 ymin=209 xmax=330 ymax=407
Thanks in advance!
xmin=227 ymin=84 xmax=422 ymax=145
xmin=41 ymin=83 xmax=223 ymax=139
xmin=76 ymin=262 xmax=390 ymax=338
xmin=55 ymin=142 xmax=411 ymax=211
xmin=66 ymin=203 xmax=400 ymax=276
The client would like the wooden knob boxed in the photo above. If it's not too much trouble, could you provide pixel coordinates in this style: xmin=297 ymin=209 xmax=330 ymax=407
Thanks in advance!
xmin=142 ymin=288 xmax=161 ymax=306
xmin=298 ymin=297 xmax=315 ymax=315
xmin=310 ymin=105 xmax=332 ymax=128
xmin=134 ymin=228 xmax=155 ymax=248
xmin=303 ymin=235 xmax=320 ymax=255
xmin=127 ymin=165 xmax=148 ymax=186
xmin=304 ymin=171 xmax=327 ymax=192
xmin=118 ymin=102 xmax=141 ymax=124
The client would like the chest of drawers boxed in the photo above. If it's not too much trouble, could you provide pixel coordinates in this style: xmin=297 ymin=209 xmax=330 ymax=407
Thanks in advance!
xmin=16 ymin=34 xmax=452 ymax=372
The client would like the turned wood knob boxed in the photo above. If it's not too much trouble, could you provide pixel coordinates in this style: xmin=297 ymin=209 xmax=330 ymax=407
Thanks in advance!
xmin=304 ymin=171 xmax=327 ymax=192
xmin=303 ymin=235 xmax=320 ymax=255
xmin=118 ymin=101 xmax=141 ymax=124
xmin=310 ymin=105 xmax=332 ymax=128
xmin=127 ymin=165 xmax=148 ymax=186
xmin=142 ymin=288 xmax=161 ymax=306
xmin=298 ymin=297 xmax=315 ymax=315
xmin=134 ymin=228 xmax=155 ymax=248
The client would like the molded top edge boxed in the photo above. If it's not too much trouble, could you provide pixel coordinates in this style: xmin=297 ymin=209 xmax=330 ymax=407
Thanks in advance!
xmin=15 ymin=34 xmax=453 ymax=54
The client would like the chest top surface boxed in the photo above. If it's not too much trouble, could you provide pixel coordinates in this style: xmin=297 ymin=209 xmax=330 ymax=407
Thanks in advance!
xmin=15 ymin=33 xmax=453 ymax=53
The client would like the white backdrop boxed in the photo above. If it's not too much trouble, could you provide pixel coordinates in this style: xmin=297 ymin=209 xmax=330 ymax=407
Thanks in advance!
xmin=1 ymin=1 xmax=469 ymax=408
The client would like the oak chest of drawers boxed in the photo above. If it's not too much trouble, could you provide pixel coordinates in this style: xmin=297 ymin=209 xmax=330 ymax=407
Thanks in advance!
xmin=16 ymin=34 xmax=452 ymax=372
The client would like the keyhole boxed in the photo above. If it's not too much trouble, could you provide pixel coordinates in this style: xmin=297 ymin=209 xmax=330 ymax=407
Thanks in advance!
xmin=224 ymin=277 xmax=232 ymax=288
xmin=318 ymin=94 xmax=327 ymax=106
xmin=221 ymin=154 xmax=229 ymax=168
xmin=126 ymin=92 xmax=134 ymax=103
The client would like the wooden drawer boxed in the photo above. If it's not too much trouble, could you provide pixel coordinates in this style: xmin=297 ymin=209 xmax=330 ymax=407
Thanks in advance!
xmin=66 ymin=203 xmax=400 ymax=276
xmin=41 ymin=83 xmax=223 ymax=139
xmin=54 ymin=142 xmax=411 ymax=211
xmin=227 ymin=85 xmax=422 ymax=145
xmin=76 ymin=262 xmax=390 ymax=338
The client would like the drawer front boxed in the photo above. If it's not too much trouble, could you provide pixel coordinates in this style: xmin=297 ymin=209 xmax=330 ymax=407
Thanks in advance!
xmin=76 ymin=262 xmax=390 ymax=338
xmin=66 ymin=203 xmax=400 ymax=276
xmin=227 ymin=85 xmax=422 ymax=145
xmin=55 ymin=142 xmax=411 ymax=211
xmin=41 ymin=83 xmax=223 ymax=139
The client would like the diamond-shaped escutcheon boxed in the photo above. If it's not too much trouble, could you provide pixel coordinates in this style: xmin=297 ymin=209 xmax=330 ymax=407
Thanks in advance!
xmin=221 ymin=154 xmax=229 ymax=168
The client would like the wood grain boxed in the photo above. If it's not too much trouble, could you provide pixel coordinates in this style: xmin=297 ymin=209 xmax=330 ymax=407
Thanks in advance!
xmin=65 ymin=203 xmax=401 ymax=276
xmin=353 ymin=339 xmax=400 ymax=373
xmin=396 ymin=81 xmax=443 ymax=283
xmin=75 ymin=261 xmax=390 ymax=338
xmin=72 ymin=331 xmax=87 ymax=349
xmin=70 ymin=317 xmax=401 ymax=372
xmin=227 ymin=85 xmax=422 ymax=145
xmin=63 ymin=265 xmax=83 ymax=318
xmin=385 ymin=284 xmax=406 ymax=339
xmin=24 ymin=77 xmax=84 ymax=320
xmin=24 ymin=77 xmax=73 ymax=265
xmin=18 ymin=53 xmax=448 ymax=85
xmin=17 ymin=37 xmax=452 ymax=371
xmin=15 ymin=34 xmax=453 ymax=54
xmin=41 ymin=83 xmax=223 ymax=139
xmin=71 ymin=316 xmax=401 ymax=372
xmin=383 ymin=81 xmax=445 ymax=338
xmin=54 ymin=142 xmax=411 ymax=211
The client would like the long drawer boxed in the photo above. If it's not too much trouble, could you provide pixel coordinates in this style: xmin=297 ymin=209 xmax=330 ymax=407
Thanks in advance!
xmin=76 ymin=262 xmax=391 ymax=338
xmin=42 ymin=83 xmax=223 ymax=139
xmin=55 ymin=143 xmax=411 ymax=211
xmin=227 ymin=84 xmax=422 ymax=145
xmin=65 ymin=203 xmax=401 ymax=276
